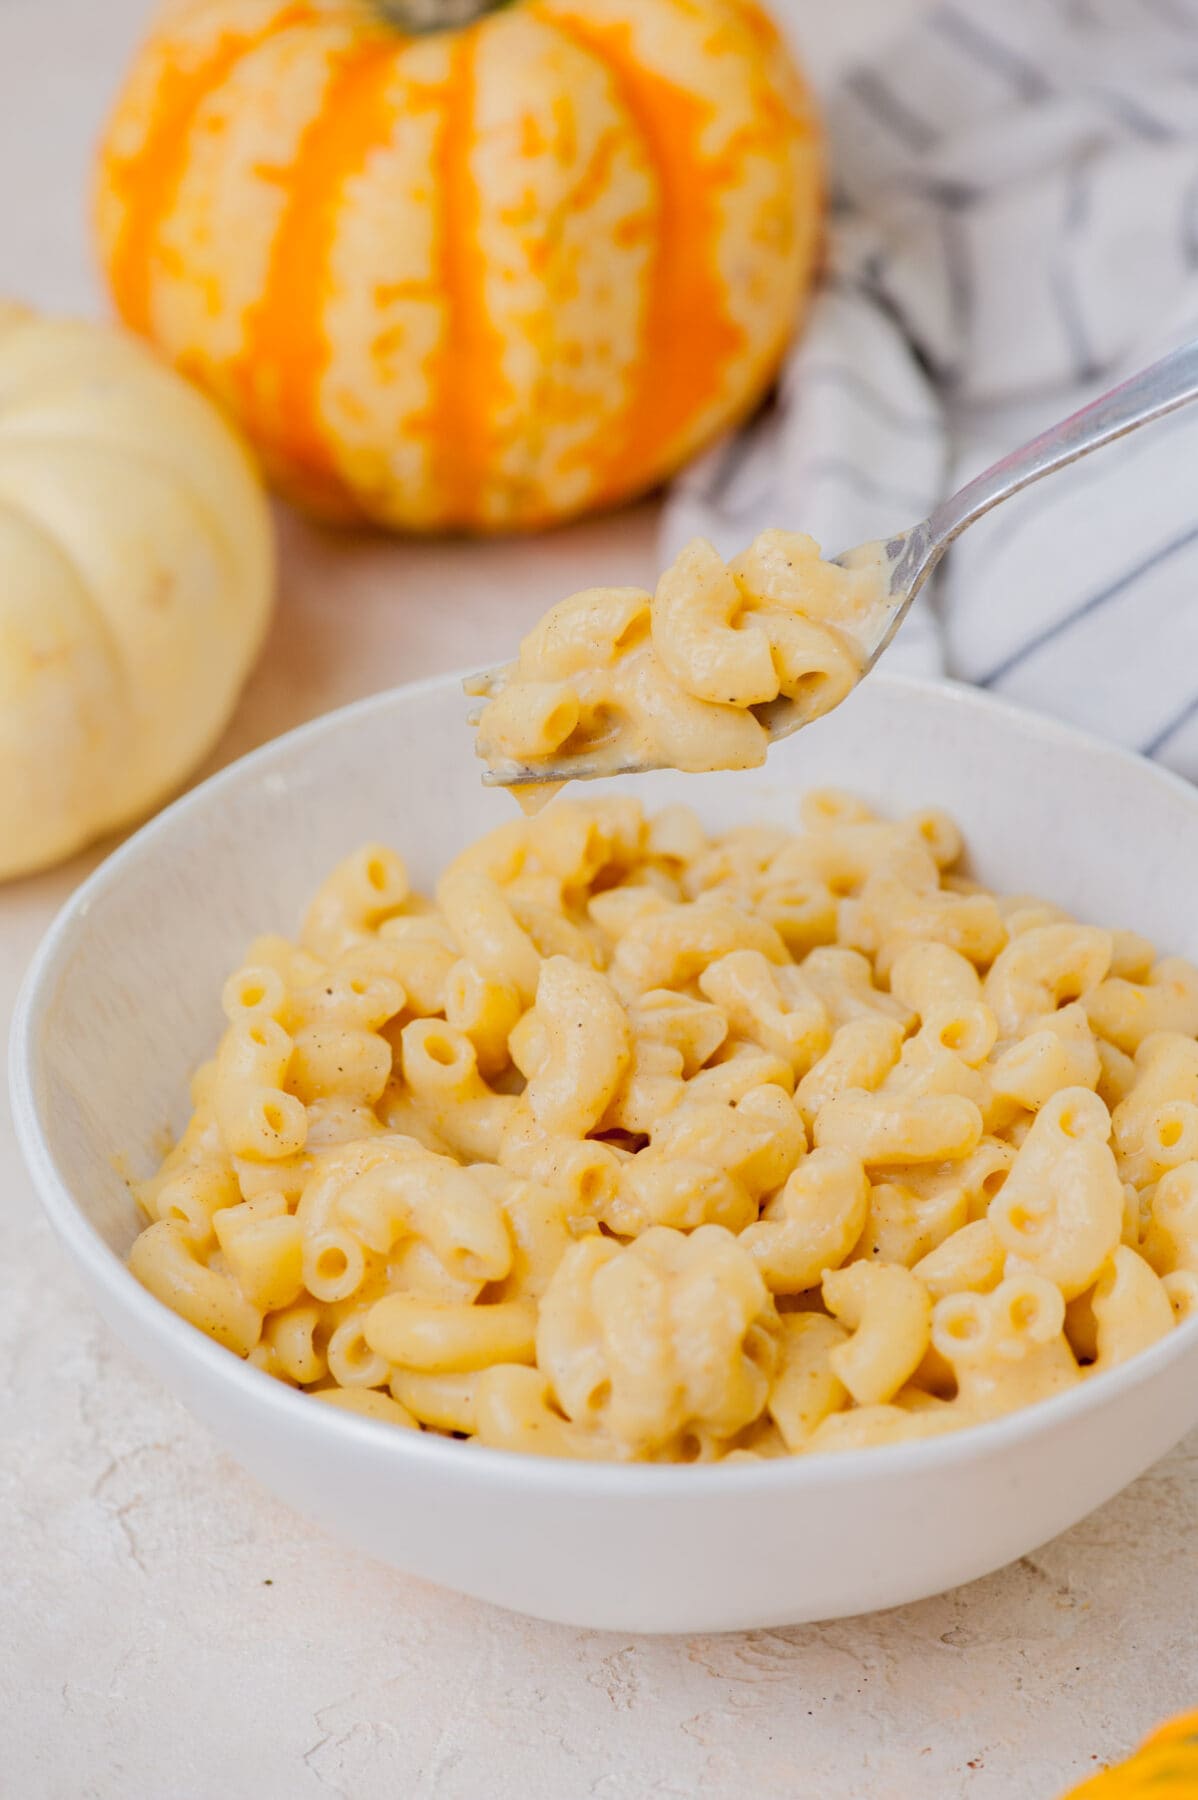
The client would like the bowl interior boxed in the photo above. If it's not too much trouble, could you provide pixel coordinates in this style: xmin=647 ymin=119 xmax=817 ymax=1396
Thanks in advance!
xmin=21 ymin=671 xmax=1198 ymax=1261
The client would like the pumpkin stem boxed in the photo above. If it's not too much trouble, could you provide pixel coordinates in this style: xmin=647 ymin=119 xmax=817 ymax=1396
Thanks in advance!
xmin=375 ymin=0 xmax=512 ymax=29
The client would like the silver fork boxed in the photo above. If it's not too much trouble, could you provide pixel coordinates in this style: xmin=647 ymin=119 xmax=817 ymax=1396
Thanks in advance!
xmin=468 ymin=336 xmax=1198 ymax=788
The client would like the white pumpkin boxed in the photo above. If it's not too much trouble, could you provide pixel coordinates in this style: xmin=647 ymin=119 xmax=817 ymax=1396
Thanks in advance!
xmin=0 ymin=301 xmax=273 ymax=879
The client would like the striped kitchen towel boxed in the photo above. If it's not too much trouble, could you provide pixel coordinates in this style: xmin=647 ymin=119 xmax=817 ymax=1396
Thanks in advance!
xmin=662 ymin=0 xmax=1198 ymax=775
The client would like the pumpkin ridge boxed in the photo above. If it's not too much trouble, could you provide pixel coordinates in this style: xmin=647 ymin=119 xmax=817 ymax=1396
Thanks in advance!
xmin=0 ymin=427 xmax=264 ymax=649
xmin=530 ymin=2 xmax=746 ymax=505
xmin=510 ymin=116 xmax=627 ymax=524
xmin=232 ymin=34 xmax=408 ymax=518
xmin=0 ymin=487 xmax=124 ymax=667
xmin=412 ymin=28 xmax=512 ymax=527
xmin=102 ymin=3 xmax=316 ymax=339
xmin=0 ymin=483 xmax=136 ymax=823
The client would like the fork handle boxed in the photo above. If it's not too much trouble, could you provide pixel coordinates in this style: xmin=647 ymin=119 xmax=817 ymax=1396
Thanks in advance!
xmin=927 ymin=336 xmax=1198 ymax=553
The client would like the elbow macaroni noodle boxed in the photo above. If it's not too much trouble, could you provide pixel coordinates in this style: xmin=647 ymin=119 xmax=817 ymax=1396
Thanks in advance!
xmin=467 ymin=532 xmax=892 ymax=801
xmin=128 ymin=793 xmax=1198 ymax=1462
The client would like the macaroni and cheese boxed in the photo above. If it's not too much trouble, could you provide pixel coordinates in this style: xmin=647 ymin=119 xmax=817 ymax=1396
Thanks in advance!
xmin=467 ymin=532 xmax=892 ymax=804
xmin=128 ymin=791 xmax=1197 ymax=1462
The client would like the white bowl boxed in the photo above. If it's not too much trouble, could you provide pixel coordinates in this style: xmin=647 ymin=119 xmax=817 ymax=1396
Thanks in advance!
xmin=12 ymin=671 xmax=1198 ymax=1633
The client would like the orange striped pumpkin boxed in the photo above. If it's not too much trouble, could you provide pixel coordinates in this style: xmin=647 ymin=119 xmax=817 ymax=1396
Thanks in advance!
xmin=96 ymin=0 xmax=822 ymax=533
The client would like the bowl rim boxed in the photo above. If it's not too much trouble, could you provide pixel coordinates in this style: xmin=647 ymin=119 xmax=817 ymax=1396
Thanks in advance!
xmin=11 ymin=666 xmax=1198 ymax=1498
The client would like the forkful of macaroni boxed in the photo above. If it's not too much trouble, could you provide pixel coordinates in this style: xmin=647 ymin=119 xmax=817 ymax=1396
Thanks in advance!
xmin=466 ymin=336 xmax=1198 ymax=808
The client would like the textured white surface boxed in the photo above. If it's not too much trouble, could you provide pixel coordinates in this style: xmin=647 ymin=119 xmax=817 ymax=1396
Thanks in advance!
xmin=4 ymin=1 xmax=1197 ymax=1795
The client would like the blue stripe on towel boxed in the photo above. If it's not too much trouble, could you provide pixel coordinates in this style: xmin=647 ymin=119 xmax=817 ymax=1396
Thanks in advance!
xmin=979 ymin=522 xmax=1198 ymax=687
